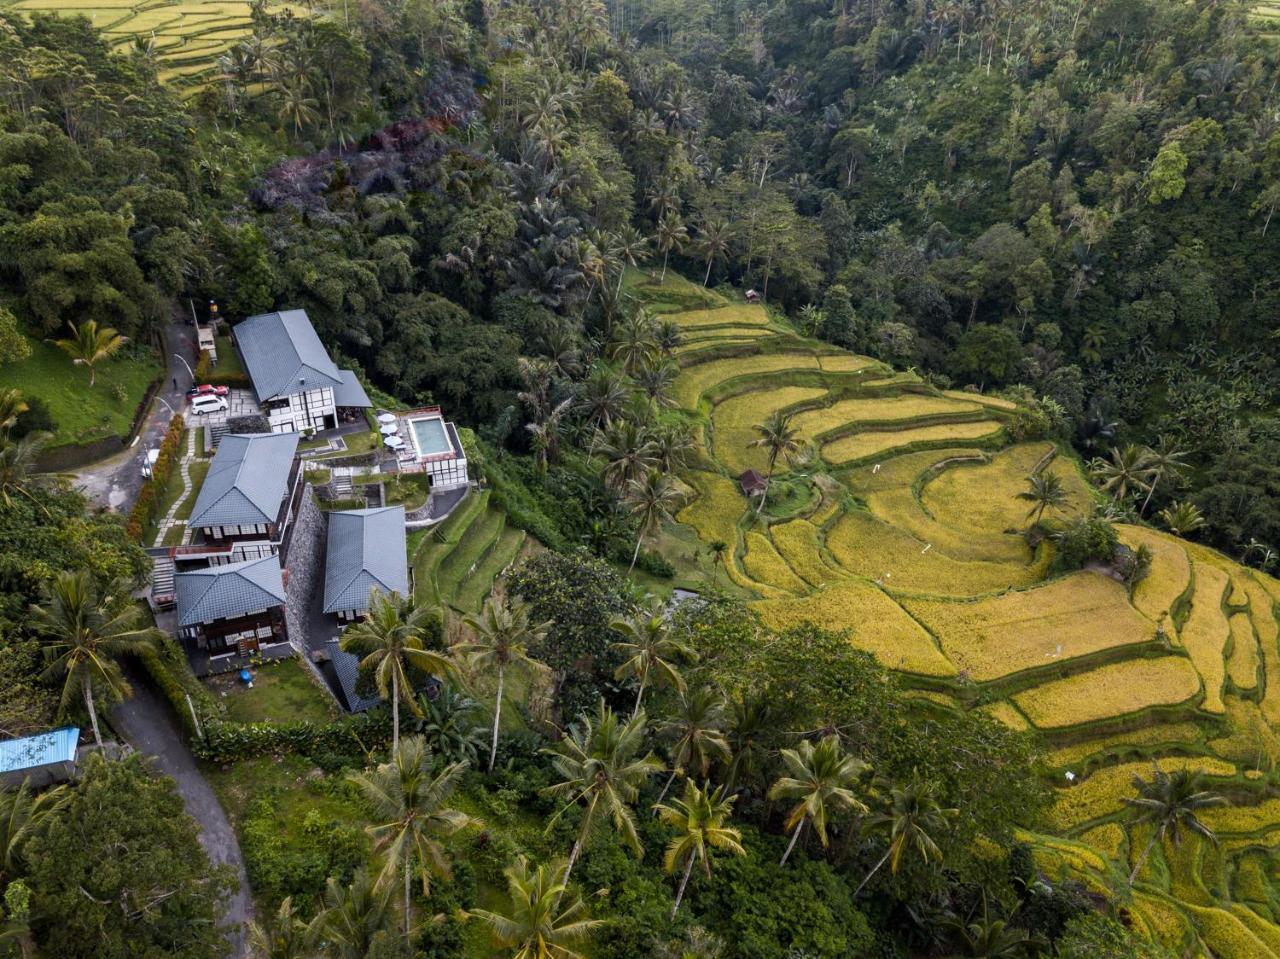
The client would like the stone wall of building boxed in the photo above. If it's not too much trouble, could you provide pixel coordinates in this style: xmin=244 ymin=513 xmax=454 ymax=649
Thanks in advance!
xmin=284 ymin=485 xmax=324 ymax=656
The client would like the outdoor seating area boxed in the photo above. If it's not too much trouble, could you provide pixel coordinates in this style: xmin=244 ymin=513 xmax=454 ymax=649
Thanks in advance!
xmin=379 ymin=406 xmax=469 ymax=489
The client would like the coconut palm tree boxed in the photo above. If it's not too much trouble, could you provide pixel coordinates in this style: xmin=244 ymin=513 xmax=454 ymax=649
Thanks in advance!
xmin=1016 ymin=472 xmax=1068 ymax=527
xmin=0 ymin=779 xmax=68 ymax=885
xmin=655 ymin=212 xmax=688 ymax=282
xmin=797 ymin=304 xmax=823 ymax=336
xmin=854 ymin=776 xmax=957 ymax=896
xmin=541 ymin=700 xmax=663 ymax=883
xmin=610 ymin=225 xmax=649 ymax=296
xmin=724 ymin=693 xmax=779 ymax=794
xmin=458 ymin=597 xmax=551 ymax=772
xmin=1124 ymin=766 xmax=1225 ymax=887
xmin=306 ymin=868 xmax=398 ymax=959
xmin=339 ymin=589 xmax=454 ymax=752
xmin=31 ymin=571 xmax=161 ymax=749
xmin=598 ymin=420 xmax=658 ymax=492
xmin=622 ymin=470 xmax=682 ymax=573
xmin=470 ymin=856 xmax=603 ymax=959
xmin=651 ymin=424 xmax=695 ymax=474
xmin=634 ymin=359 xmax=678 ymax=409
xmin=653 ymin=686 xmax=730 ymax=806
xmin=608 ymin=310 xmax=659 ymax=375
xmin=696 ymin=218 xmax=733 ymax=287
xmin=52 ymin=320 xmax=127 ymax=388
xmin=943 ymin=894 xmax=1045 ymax=958
xmin=0 ymin=432 xmax=48 ymax=508
xmin=578 ymin=368 xmax=630 ymax=457
xmin=707 ymin=540 xmax=728 ymax=584
xmin=654 ymin=781 xmax=745 ymax=917
xmin=608 ymin=602 xmax=693 ymax=717
xmin=749 ymin=411 xmax=803 ymax=515
xmin=1159 ymin=500 xmax=1207 ymax=537
xmin=769 ymin=735 xmax=869 ymax=866
xmin=0 ymin=390 xmax=27 ymax=437
xmin=1139 ymin=435 xmax=1189 ymax=515
xmin=655 ymin=319 xmax=683 ymax=357
xmin=348 ymin=736 xmax=475 ymax=934
xmin=1090 ymin=444 xmax=1154 ymax=505
xmin=248 ymin=896 xmax=308 ymax=959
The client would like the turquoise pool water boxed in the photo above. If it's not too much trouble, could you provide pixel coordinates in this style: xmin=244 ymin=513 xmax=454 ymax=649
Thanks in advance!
xmin=410 ymin=417 xmax=451 ymax=455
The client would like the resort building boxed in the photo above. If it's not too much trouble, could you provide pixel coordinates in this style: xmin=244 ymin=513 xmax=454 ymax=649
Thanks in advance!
xmin=233 ymin=309 xmax=371 ymax=433
xmin=323 ymin=506 xmax=409 ymax=622
xmin=186 ymin=432 xmax=302 ymax=561
xmin=0 ymin=727 xmax=80 ymax=788
xmin=393 ymin=406 xmax=469 ymax=490
xmin=174 ymin=554 xmax=290 ymax=670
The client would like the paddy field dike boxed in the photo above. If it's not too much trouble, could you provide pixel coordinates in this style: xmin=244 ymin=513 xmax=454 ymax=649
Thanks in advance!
xmin=635 ymin=271 xmax=1280 ymax=957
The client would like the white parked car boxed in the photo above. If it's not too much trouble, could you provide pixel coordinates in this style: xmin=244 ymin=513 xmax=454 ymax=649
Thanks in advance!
xmin=141 ymin=448 xmax=160 ymax=479
xmin=190 ymin=394 xmax=228 ymax=416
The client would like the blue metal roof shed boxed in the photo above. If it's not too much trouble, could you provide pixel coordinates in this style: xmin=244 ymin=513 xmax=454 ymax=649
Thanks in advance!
xmin=0 ymin=727 xmax=80 ymax=787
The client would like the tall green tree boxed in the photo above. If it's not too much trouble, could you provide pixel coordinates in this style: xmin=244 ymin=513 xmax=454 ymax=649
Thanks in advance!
xmin=654 ymin=781 xmax=745 ymax=917
xmin=470 ymin=856 xmax=603 ymax=959
xmin=458 ymin=597 xmax=551 ymax=772
xmin=608 ymin=603 xmax=693 ymax=717
xmin=749 ymin=411 xmax=802 ymax=515
xmin=653 ymin=686 xmax=731 ymax=805
xmin=768 ymin=735 xmax=868 ymax=866
xmin=542 ymin=700 xmax=662 ymax=883
xmin=854 ymin=776 xmax=958 ymax=896
xmin=306 ymin=868 xmax=399 ymax=959
xmin=52 ymin=320 xmax=127 ymax=388
xmin=1124 ymin=767 xmax=1225 ymax=887
xmin=247 ymin=896 xmax=308 ymax=959
xmin=1016 ymin=472 xmax=1069 ymax=527
xmin=340 ymin=589 xmax=453 ymax=751
xmin=348 ymin=736 xmax=475 ymax=934
xmin=1139 ymin=436 xmax=1189 ymax=515
xmin=654 ymin=212 xmax=688 ymax=282
xmin=0 ymin=779 xmax=67 ymax=885
xmin=1091 ymin=445 xmax=1154 ymax=505
xmin=31 ymin=571 xmax=161 ymax=749
xmin=621 ymin=470 xmax=682 ymax=573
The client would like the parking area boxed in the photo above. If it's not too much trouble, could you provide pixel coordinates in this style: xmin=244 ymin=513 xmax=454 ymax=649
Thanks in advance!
xmin=183 ymin=388 xmax=258 ymax=429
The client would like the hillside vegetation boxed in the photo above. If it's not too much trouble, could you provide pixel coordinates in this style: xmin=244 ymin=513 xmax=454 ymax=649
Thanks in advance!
xmin=640 ymin=271 xmax=1280 ymax=957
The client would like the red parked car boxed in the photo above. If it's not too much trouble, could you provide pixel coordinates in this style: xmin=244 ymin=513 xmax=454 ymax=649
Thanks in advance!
xmin=185 ymin=384 xmax=230 ymax=401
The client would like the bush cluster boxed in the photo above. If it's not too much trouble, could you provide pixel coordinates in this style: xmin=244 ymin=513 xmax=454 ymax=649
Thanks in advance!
xmin=124 ymin=413 xmax=185 ymax=541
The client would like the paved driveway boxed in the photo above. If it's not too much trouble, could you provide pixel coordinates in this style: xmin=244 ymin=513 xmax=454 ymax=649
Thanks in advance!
xmin=74 ymin=319 xmax=198 ymax=511
xmin=111 ymin=667 xmax=252 ymax=958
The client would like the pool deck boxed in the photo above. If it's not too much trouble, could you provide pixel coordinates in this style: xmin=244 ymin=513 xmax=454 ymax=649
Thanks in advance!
xmin=385 ymin=406 xmax=466 ymax=474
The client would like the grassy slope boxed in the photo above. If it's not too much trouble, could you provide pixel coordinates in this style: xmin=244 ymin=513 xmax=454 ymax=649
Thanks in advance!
xmin=0 ymin=335 xmax=159 ymax=448
xmin=632 ymin=269 xmax=1280 ymax=959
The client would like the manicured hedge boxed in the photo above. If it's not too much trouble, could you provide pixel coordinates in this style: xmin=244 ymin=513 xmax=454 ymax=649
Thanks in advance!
xmin=125 ymin=414 xmax=186 ymax=542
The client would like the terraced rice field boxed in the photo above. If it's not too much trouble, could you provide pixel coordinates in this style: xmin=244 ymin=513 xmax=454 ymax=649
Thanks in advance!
xmin=409 ymin=490 xmax=527 ymax=617
xmin=2 ymin=0 xmax=314 ymax=88
xmin=632 ymin=271 xmax=1280 ymax=956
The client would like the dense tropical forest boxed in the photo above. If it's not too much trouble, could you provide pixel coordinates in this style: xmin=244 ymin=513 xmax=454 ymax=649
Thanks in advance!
xmin=0 ymin=0 xmax=1277 ymax=956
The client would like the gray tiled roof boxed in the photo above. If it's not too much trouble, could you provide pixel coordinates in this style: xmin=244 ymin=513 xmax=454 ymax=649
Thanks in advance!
xmin=327 ymin=642 xmax=382 ymax=712
xmin=175 ymin=555 xmax=286 ymax=627
xmin=189 ymin=433 xmax=299 ymax=529
xmin=234 ymin=309 xmax=344 ymax=401
xmin=334 ymin=370 xmax=373 ymax=409
xmin=323 ymin=507 xmax=408 ymax=613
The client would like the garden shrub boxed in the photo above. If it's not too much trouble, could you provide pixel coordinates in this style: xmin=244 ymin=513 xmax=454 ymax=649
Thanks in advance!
xmin=125 ymin=413 xmax=184 ymax=541
xmin=1049 ymin=516 xmax=1120 ymax=573
xmin=240 ymin=797 xmax=366 ymax=910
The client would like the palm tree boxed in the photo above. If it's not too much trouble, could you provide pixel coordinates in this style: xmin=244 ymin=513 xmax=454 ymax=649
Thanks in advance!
xmin=610 ymin=225 xmax=649 ymax=296
xmin=31 ymin=571 xmax=161 ymax=749
xmin=0 ymin=779 xmax=67 ymax=885
xmin=52 ymin=320 xmax=127 ymax=388
xmin=0 ymin=432 xmax=47 ymax=508
xmin=653 ymin=686 xmax=730 ymax=806
xmin=1090 ymin=444 xmax=1154 ymax=505
xmin=1140 ymin=435 xmax=1189 ymax=515
xmin=458 ymin=597 xmax=551 ymax=772
xmin=797 ymin=304 xmax=822 ymax=336
xmin=306 ymin=868 xmax=398 ymax=959
xmin=578 ymin=368 xmax=630 ymax=457
xmin=1016 ymin=472 xmax=1068 ymax=527
xmin=749 ymin=411 xmax=802 ymax=516
xmin=348 ymin=736 xmax=475 ymax=934
xmin=470 ymin=856 xmax=603 ymax=959
xmin=609 ymin=603 xmax=693 ymax=717
xmin=622 ymin=470 xmax=682 ymax=573
xmin=854 ymin=776 xmax=957 ymax=895
xmin=654 ymin=319 xmax=683 ymax=357
xmin=654 ymin=781 xmax=745 ymax=917
xmin=608 ymin=310 xmax=659 ymax=375
xmin=707 ymin=540 xmax=728 ymax=584
xmin=541 ymin=700 xmax=663 ymax=883
xmin=768 ymin=735 xmax=869 ymax=866
xmin=634 ymin=359 xmax=678 ymax=410
xmin=0 ymin=389 xmax=27 ymax=437
xmin=598 ymin=420 xmax=658 ymax=492
xmin=651 ymin=424 xmax=695 ymax=475
xmin=655 ymin=212 xmax=688 ymax=282
xmin=248 ymin=896 xmax=308 ymax=959
xmin=339 ymin=589 xmax=454 ymax=752
xmin=696 ymin=218 xmax=733 ymax=287
xmin=944 ymin=894 xmax=1045 ymax=958
xmin=1124 ymin=766 xmax=1225 ymax=887
xmin=1159 ymin=500 xmax=1207 ymax=537
xmin=276 ymin=82 xmax=320 ymax=133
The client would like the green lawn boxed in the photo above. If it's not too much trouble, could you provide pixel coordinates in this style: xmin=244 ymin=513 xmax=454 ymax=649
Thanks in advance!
xmin=213 ymin=658 xmax=339 ymax=724
xmin=0 ymin=335 xmax=159 ymax=447
xmin=212 ymin=335 xmax=244 ymax=376
xmin=310 ymin=429 xmax=379 ymax=460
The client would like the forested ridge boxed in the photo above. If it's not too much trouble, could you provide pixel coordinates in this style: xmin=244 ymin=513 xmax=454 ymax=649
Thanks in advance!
xmin=0 ymin=0 xmax=1277 ymax=956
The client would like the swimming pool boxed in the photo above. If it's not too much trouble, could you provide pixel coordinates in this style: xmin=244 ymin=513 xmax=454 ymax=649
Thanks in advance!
xmin=409 ymin=416 xmax=453 ymax=456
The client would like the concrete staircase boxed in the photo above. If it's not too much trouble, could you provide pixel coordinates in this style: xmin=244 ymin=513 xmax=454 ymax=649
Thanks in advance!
xmin=151 ymin=555 xmax=176 ymax=606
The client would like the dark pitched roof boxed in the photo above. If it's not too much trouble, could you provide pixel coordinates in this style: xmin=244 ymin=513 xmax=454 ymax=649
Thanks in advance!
xmin=334 ymin=370 xmax=373 ymax=409
xmin=327 ymin=642 xmax=381 ymax=712
xmin=738 ymin=469 xmax=767 ymax=495
xmin=234 ymin=309 xmax=344 ymax=401
xmin=188 ymin=433 xmax=299 ymax=529
xmin=323 ymin=507 xmax=408 ymax=614
xmin=175 ymin=555 xmax=287 ymax=627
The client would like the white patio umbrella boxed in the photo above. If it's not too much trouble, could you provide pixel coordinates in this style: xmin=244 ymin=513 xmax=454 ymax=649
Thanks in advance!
xmin=376 ymin=412 xmax=398 ymax=425
xmin=383 ymin=435 xmax=406 ymax=449
xmin=379 ymin=423 xmax=400 ymax=436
